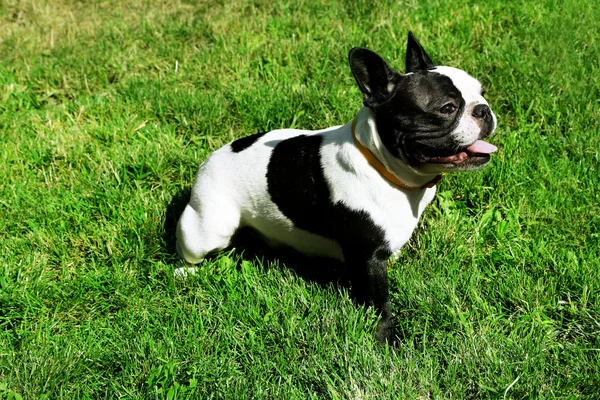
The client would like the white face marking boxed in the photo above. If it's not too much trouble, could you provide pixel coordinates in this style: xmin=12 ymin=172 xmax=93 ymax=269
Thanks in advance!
xmin=433 ymin=66 xmax=497 ymax=147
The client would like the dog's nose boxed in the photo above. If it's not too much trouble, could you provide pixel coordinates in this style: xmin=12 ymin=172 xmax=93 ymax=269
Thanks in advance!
xmin=472 ymin=104 xmax=491 ymax=119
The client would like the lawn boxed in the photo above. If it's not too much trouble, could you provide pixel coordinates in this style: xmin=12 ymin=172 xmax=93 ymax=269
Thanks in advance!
xmin=1 ymin=0 xmax=599 ymax=398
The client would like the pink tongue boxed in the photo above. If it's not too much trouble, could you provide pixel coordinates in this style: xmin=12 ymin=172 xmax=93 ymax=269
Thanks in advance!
xmin=466 ymin=140 xmax=497 ymax=154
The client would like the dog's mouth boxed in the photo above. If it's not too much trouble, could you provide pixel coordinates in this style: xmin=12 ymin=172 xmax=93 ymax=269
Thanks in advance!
xmin=422 ymin=140 xmax=498 ymax=166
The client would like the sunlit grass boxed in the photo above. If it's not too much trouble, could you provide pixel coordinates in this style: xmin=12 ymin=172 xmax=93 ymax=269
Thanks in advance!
xmin=1 ymin=0 xmax=599 ymax=398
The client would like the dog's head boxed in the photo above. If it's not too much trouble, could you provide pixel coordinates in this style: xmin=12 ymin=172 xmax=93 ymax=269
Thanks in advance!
xmin=349 ymin=32 xmax=497 ymax=173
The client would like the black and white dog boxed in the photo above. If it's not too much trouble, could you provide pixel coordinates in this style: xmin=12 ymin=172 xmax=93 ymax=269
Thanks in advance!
xmin=176 ymin=32 xmax=497 ymax=343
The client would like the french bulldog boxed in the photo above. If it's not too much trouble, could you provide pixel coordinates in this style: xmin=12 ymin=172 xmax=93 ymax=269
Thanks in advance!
xmin=176 ymin=32 xmax=497 ymax=343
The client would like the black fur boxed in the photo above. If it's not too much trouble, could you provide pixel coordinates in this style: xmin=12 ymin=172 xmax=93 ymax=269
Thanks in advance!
xmin=230 ymin=132 xmax=267 ymax=153
xmin=375 ymin=71 xmax=466 ymax=164
xmin=472 ymin=104 xmax=495 ymax=138
xmin=405 ymin=31 xmax=434 ymax=73
xmin=347 ymin=48 xmax=398 ymax=108
xmin=266 ymin=134 xmax=395 ymax=343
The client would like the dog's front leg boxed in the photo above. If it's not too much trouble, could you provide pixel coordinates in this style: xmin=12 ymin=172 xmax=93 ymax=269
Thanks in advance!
xmin=346 ymin=247 xmax=395 ymax=344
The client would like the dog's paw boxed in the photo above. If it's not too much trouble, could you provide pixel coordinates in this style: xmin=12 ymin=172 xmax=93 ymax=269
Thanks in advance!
xmin=174 ymin=266 xmax=197 ymax=279
xmin=375 ymin=318 xmax=398 ymax=346
xmin=173 ymin=264 xmax=198 ymax=280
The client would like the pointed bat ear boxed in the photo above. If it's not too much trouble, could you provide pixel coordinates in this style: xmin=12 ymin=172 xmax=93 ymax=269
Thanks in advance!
xmin=405 ymin=31 xmax=435 ymax=73
xmin=348 ymin=47 xmax=401 ymax=107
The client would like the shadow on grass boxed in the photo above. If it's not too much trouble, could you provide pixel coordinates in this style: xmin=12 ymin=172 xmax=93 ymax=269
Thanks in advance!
xmin=161 ymin=188 xmax=349 ymax=291
xmin=162 ymin=188 xmax=416 ymax=344
xmin=162 ymin=187 xmax=191 ymax=259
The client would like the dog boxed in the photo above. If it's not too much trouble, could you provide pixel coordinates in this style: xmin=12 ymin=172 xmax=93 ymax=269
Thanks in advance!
xmin=175 ymin=32 xmax=497 ymax=343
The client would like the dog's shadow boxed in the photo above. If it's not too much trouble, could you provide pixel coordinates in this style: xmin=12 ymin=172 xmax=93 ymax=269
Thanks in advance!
xmin=162 ymin=187 xmax=192 ymax=262
xmin=162 ymin=188 xmax=412 ymax=345
xmin=162 ymin=188 xmax=348 ymax=290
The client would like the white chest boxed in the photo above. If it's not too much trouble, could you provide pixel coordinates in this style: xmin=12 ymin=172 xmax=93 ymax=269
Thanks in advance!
xmin=320 ymin=134 xmax=437 ymax=255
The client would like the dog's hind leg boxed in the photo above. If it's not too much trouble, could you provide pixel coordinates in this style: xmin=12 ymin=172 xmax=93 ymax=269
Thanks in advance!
xmin=175 ymin=195 xmax=241 ymax=278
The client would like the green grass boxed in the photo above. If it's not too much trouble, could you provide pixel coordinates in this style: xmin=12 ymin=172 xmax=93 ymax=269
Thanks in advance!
xmin=1 ymin=0 xmax=599 ymax=398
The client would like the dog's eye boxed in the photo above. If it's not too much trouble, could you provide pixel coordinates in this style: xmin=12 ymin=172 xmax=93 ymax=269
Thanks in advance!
xmin=439 ymin=103 xmax=457 ymax=115
xmin=481 ymin=88 xmax=486 ymax=97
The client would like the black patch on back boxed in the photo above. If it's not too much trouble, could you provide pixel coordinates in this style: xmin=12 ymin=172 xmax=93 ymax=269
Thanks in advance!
xmin=230 ymin=132 xmax=267 ymax=153
xmin=266 ymin=134 xmax=389 ymax=260
xmin=267 ymin=134 xmax=397 ymax=340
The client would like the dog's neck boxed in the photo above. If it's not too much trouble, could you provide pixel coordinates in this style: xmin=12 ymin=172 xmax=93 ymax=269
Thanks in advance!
xmin=352 ymin=107 xmax=443 ymax=189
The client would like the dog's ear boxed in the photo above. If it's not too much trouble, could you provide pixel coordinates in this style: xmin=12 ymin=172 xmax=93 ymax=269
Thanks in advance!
xmin=348 ymin=47 xmax=400 ymax=107
xmin=405 ymin=31 xmax=434 ymax=73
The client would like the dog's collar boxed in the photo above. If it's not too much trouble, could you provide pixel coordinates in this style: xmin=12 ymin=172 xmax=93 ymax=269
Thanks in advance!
xmin=351 ymin=118 xmax=444 ymax=190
